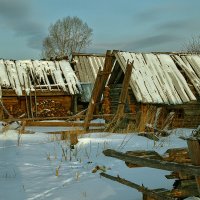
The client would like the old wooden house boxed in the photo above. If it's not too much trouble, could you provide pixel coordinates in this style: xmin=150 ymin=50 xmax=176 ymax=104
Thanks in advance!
xmin=85 ymin=50 xmax=200 ymax=131
xmin=0 ymin=59 xmax=81 ymax=119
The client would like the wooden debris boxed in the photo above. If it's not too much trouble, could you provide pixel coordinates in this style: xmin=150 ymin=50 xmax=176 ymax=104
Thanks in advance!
xmin=100 ymin=172 xmax=174 ymax=200
xmin=125 ymin=150 xmax=163 ymax=168
xmin=172 ymin=179 xmax=199 ymax=198
xmin=103 ymin=149 xmax=200 ymax=176
xmin=163 ymin=148 xmax=191 ymax=163
xmin=92 ymin=165 xmax=106 ymax=173
xmin=187 ymin=138 xmax=200 ymax=195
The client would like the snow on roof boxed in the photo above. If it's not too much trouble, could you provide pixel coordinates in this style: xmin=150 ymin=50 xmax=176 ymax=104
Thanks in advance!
xmin=115 ymin=51 xmax=199 ymax=104
xmin=0 ymin=59 xmax=81 ymax=97
xmin=72 ymin=53 xmax=105 ymax=84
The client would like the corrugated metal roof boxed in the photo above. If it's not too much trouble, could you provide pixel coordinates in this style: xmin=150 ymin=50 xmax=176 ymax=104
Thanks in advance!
xmin=0 ymin=59 xmax=81 ymax=97
xmin=73 ymin=53 xmax=105 ymax=83
xmin=115 ymin=51 xmax=199 ymax=105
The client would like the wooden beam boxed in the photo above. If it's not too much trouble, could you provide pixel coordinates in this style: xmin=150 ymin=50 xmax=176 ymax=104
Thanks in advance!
xmin=2 ymin=113 xmax=137 ymax=123
xmin=84 ymin=50 xmax=114 ymax=130
xmin=26 ymin=121 xmax=105 ymax=127
xmin=72 ymin=52 xmax=105 ymax=57
xmin=100 ymin=173 xmax=174 ymax=200
xmin=47 ymin=128 xmax=105 ymax=135
xmin=103 ymin=149 xmax=200 ymax=176
xmin=2 ymin=90 xmax=70 ymax=97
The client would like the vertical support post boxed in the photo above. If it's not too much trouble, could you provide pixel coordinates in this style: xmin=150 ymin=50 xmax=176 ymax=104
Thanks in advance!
xmin=34 ymin=83 xmax=38 ymax=117
xmin=187 ymin=138 xmax=200 ymax=195
xmin=84 ymin=50 xmax=114 ymax=130
xmin=73 ymin=94 xmax=78 ymax=114
xmin=25 ymin=92 xmax=30 ymax=118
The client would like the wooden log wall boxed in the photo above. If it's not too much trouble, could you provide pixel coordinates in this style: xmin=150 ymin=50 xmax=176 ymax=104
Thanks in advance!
xmin=167 ymin=101 xmax=200 ymax=129
xmin=0 ymin=93 xmax=73 ymax=119
xmin=104 ymin=84 xmax=137 ymax=114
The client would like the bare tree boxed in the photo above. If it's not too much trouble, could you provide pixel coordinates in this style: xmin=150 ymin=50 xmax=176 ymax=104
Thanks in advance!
xmin=42 ymin=16 xmax=93 ymax=59
xmin=183 ymin=35 xmax=200 ymax=53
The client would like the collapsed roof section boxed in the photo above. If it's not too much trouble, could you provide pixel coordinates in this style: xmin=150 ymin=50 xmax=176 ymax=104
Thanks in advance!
xmin=0 ymin=59 xmax=81 ymax=97
xmin=113 ymin=51 xmax=200 ymax=104
xmin=72 ymin=53 xmax=105 ymax=84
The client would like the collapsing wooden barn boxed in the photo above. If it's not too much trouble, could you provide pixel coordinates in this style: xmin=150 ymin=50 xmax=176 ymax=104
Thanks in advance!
xmin=85 ymin=50 xmax=200 ymax=131
xmin=0 ymin=59 xmax=81 ymax=119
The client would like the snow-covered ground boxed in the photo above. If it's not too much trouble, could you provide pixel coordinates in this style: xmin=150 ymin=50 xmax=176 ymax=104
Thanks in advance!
xmin=0 ymin=123 xmax=198 ymax=200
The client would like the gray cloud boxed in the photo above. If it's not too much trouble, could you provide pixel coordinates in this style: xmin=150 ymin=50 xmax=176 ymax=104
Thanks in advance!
xmin=0 ymin=0 xmax=46 ymax=50
xmin=135 ymin=7 xmax=162 ymax=23
xmin=134 ymin=2 xmax=189 ymax=24
xmin=88 ymin=34 xmax=182 ymax=53
xmin=0 ymin=0 xmax=29 ymax=18
xmin=122 ymin=34 xmax=182 ymax=52
xmin=157 ymin=19 xmax=200 ymax=33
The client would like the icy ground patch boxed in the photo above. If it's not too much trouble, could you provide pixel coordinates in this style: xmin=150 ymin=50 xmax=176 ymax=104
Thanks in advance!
xmin=0 ymin=125 xmax=198 ymax=200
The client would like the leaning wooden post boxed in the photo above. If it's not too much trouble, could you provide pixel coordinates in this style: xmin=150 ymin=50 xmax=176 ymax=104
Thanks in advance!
xmin=84 ymin=67 xmax=103 ymax=130
xmin=187 ymin=137 xmax=200 ymax=195
xmin=84 ymin=50 xmax=114 ymax=131
xmin=115 ymin=61 xmax=133 ymax=117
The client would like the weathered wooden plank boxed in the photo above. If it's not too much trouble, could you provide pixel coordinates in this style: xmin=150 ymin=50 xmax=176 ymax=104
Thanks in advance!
xmin=100 ymin=172 xmax=174 ymax=200
xmin=26 ymin=121 xmax=105 ymax=127
xmin=125 ymin=52 xmax=153 ymax=103
xmin=138 ymin=54 xmax=165 ymax=104
xmin=74 ymin=56 xmax=84 ymax=82
xmin=115 ymin=52 xmax=143 ymax=102
xmin=156 ymin=54 xmax=183 ymax=104
xmin=144 ymin=54 xmax=174 ymax=104
xmin=157 ymin=54 xmax=194 ymax=103
xmin=103 ymin=149 xmax=200 ymax=176
xmin=78 ymin=56 xmax=89 ymax=82
xmin=125 ymin=150 xmax=162 ymax=168
xmin=82 ymin=56 xmax=95 ymax=83
xmin=136 ymin=53 xmax=168 ymax=104
xmin=185 ymin=55 xmax=200 ymax=79
xmin=142 ymin=54 xmax=169 ymax=104
xmin=3 ymin=113 xmax=138 ymax=123
xmin=88 ymin=57 xmax=98 ymax=82
xmin=173 ymin=55 xmax=200 ymax=95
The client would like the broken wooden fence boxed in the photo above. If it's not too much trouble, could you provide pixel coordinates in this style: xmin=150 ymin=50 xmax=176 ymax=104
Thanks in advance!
xmin=101 ymin=138 xmax=200 ymax=199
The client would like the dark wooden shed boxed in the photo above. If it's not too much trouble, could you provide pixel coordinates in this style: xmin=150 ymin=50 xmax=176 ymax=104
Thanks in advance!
xmin=0 ymin=59 xmax=81 ymax=119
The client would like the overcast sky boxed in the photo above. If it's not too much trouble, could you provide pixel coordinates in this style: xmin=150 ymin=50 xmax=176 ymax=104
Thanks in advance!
xmin=0 ymin=0 xmax=200 ymax=59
